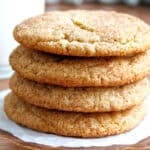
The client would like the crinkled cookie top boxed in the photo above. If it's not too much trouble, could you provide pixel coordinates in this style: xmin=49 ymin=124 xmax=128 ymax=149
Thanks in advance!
xmin=14 ymin=10 xmax=150 ymax=57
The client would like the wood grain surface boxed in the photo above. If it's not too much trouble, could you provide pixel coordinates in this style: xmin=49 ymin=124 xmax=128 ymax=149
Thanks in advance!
xmin=0 ymin=2 xmax=150 ymax=150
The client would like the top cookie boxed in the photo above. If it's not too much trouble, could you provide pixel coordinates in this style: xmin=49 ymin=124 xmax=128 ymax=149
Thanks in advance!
xmin=13 ymin=10 xmax=150 ymax=57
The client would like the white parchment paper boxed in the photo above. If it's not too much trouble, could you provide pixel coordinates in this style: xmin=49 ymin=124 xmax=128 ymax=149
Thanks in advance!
xmin=0 ymin=89 xmax=150 ymax=147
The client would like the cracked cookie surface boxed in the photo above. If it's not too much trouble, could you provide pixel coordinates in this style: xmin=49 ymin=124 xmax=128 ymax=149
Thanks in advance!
xmin=13 ymin=10 xmax=150 ymax=57
xmin=9 ymin=46 xmax=150 ymax=87
xmin=4 ymin=92 xmax=146 ymax=138
xmin=10 ymin=74 xmax=150 ymax=112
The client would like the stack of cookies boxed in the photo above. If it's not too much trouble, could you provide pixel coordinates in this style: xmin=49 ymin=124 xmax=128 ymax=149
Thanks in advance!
xmin=4 ymin=11 xmax=150 ymax=138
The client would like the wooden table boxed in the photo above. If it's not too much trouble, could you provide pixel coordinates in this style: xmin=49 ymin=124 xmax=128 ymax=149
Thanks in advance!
xmin=0 ymin=3 xmax=150 ymax=150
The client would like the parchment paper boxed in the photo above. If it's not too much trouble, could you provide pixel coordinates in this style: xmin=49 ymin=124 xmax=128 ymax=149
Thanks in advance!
xmin=0 ymin=89 xmax=150 ymax=147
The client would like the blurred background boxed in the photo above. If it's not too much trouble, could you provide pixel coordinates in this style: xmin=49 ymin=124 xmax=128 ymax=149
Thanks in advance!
xmin=0 ymin=0 xmax=149 ymax=83
xmin=47 ymin=0 xmax=150 ymax=5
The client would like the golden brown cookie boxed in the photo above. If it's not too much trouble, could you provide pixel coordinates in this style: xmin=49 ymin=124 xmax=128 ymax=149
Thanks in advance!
xmin=10 ymin=74 xmax=150 ymax=112
xmin=13 ymin=11 xmax=150 ymax=57
xmin=4 ymin=92 xmax=146 ymax=138
xmin=10 ymin=46 xmax=150 ymax=87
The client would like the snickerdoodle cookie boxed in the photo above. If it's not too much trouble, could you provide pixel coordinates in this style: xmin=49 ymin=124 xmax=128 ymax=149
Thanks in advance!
xmin=4 ymin=92 xmax=146 ymax=138
xmin=10 ymin=46 xmax=150 ymax=87
xmin=10 ymin=74 xmax=150 ymax=112
xmin=13 ymin=11 xmax=150 ymax=57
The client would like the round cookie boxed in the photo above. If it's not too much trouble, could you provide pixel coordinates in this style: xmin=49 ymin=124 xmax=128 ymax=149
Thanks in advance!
xmin=13 ymin=10 xmax=150 ymax=57
xmin=4 ymin=92 xmax=146 ymax=138
xmin=10 ymin=46 xmax=150 ymax=87
xmin=10 ymin=74 xmax=150 ymax=112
